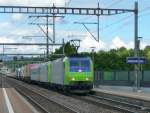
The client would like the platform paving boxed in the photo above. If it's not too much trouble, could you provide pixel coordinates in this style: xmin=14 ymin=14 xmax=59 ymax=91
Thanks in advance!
xmin=93 ymin=85 xmax=150 ymax=101
xmin=0 ymin=75 xmax=40 ymax=113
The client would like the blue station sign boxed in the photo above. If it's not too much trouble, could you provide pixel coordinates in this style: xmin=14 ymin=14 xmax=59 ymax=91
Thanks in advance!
xmin=127 ymin=57 xmax=147 ymax=64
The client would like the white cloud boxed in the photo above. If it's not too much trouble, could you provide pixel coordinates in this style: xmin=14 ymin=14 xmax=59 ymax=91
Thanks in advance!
xmin=12 ymin=14 xmax=24 ymax=21
xmin=56 ymin=17 xmax=68 ymax=24
xmin=0 ymin=36 xmax=43 ymax=54
xmin=79 ymin=34 xmax=106 ymax=52
xmin=0 ymin=22 xmax=12 ymax=30
xmin=79 ymin=36 xmax=149 ymax=52
xmin=0 ymin=36 xmax=15 ymax=43
xmin=16 ymin=45 xmax=40 ymax=53
xmin=52 ymin=0 xmax=70 ymax=6
xmin=128 ymin=41 xmax=134 ymax=49
xmin=0 ymin=36 xmax=15 ymax=53
xmin=10 ymin=27 xmax=40 ymax=37
xmin=110 ymin=36 xmax=127 ymax=49
xmin=0 ymin=0 xmax=69 ymax=6
xmin=0 ymin=31 xmax=149 ymax=54
xmin=0 ymin=28 xmax=45 ymax=54
xmin=140 ymin=42 xmax=147 ymax=49
xmin=109 ymin=36 xmax=148 ymax=50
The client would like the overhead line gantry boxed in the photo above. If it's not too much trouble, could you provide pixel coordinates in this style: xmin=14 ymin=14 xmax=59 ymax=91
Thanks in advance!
xmin=0 ymin=5 xmax=134 ymax=15
xmin=0 ymin=5 xmax=136 ymax=45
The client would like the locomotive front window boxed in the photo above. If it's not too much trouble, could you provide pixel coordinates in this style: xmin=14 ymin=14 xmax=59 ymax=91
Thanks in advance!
xmin=70 ymin=60 xmax=90 ymax=72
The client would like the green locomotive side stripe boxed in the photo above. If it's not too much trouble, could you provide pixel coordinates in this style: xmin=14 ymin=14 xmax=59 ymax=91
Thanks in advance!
xmin=47 ymin=63 xmax=52 ymax=83
xmin=64 ymin=58 xmax=70 ymax=85
xmin=91 ymin=59 xmax=94 ymax=81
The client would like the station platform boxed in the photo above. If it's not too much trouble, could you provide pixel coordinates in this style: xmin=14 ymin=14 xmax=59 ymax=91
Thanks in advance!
xmin=93 ymin=85 xmax=150 ymax=101
xmin=0 ymin=88 xmax=39 ymax=113
xmin=0 ymin=75 xmax=39 ymax=113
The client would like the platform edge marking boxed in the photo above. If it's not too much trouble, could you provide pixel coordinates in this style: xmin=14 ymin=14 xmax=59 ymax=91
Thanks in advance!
xmin=2 ymin=88 xmax=15 ymax=113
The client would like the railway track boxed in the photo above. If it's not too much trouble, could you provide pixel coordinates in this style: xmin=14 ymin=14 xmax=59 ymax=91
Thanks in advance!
xmin=15 ymin=85 xmax=78 ymax=113
xmin=6 ymin=76 xmax=122 ymax=113
xmin=89 ymin=94 xmax=150 ymax=113
xmin=71 ymin=93 xmax=150 ymax=113
xmin=4 ymin=76 xmax=78 ymax=113
xmin=5 ymin=74 xmax=150 ymax=113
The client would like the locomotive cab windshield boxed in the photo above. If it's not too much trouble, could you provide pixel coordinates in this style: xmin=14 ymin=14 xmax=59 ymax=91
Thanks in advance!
xmin=69 ymin=58 xmax=91 ymax=72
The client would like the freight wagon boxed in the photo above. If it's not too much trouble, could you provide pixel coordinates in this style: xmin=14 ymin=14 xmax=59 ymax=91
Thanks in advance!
xmin=16 ymin=57 xmax=94 ymax=92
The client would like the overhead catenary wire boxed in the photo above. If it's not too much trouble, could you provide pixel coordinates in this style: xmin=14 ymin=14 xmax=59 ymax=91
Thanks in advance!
xmin=95 ymin=0 xmax=149 ymax=31
xmin=71 ymin=0 xmax=138 ymax=42
xmin=100 ymin=3 xmax=150 ymax=32
xmin=106 ymin=0 xmax=123 ymax=8
xmin=100 ymin=14 xmax=132 ymax=31
xmin=103 ymin=9 xmax=150 ymax=38
xmin=62 ymin=0 xmax=130 ymax=39
xmin=100 ymin=1 xmax=150 ymax=37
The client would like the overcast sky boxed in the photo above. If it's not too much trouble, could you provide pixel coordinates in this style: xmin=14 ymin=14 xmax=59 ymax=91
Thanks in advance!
xmin=0 ymin=0 xmax=149 ymax=54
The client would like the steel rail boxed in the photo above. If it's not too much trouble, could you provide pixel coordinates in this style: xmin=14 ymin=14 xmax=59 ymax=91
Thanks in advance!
xmin=71 ymin=95 xmax=136 ymax=113
xmin=87 ymin=94 xmax=150 ymax=113
xmin=6 ymin=77 xmax=79 ymax=113
xmin=0 ymin=75 xmax=50 ymax=113
xmin=15 ymin=88 xmax=51 ymax=113
xmin=89 ymin=94 xmax=150 ymax=110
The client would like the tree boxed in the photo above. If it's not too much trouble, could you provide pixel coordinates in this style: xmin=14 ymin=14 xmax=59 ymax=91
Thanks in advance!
xmin=7 ymin=46 xmax=150 ymax=71
xmin=48 ymin=42 xmax=77 ymax=61
xmin=55 ymin=42 xmax=77 ymax=56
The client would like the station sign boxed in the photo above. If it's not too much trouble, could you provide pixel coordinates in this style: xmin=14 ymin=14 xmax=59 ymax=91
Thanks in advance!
xmin=127 ymin=57 xmax=147 ymax=64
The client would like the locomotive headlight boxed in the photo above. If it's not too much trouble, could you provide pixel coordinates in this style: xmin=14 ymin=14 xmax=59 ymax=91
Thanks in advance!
xmin=86 ymin=77 xmax=89 ymax=81
xmin=72 ymin=77 xmax=75 ymax=81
